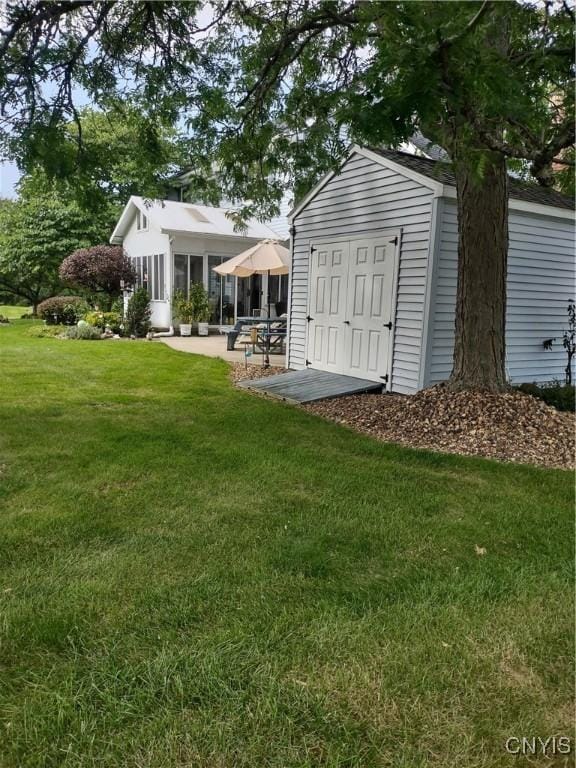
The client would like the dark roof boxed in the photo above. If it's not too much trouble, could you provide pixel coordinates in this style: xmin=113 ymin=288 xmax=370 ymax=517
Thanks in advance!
xmin=367 ymin=147 xmax=575 ymax=211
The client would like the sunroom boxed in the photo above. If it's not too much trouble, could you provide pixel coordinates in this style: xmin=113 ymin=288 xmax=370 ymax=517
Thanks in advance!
xmin=110 ymin=197 xmax=286 ymax=329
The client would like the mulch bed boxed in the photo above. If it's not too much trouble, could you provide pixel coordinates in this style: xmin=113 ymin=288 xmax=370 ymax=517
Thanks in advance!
xmin=231 ymin=364 xmax=574 ymax=469
xmin=230 ymin=362 xmax=286 ymax=385
xmin=305 ymin=385 xmax=575 ymax=470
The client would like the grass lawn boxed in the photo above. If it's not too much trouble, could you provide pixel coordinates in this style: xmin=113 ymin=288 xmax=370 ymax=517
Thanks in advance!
xmin=0 ymin=304 xmax=30 ymax=320
xmin=0 ymin=322 xmax=573 ymax=768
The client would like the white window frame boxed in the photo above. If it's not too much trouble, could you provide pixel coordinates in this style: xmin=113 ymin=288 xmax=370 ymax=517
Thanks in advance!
xmin=136 ymin=210 xmax=148 ymax=232
xmin=171 ymin=252 xmax=238 ymax=325
xmin=132 ymin=254 xmax=166 ymax=300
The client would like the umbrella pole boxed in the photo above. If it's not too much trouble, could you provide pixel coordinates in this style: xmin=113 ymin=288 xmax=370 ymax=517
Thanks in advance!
xmin=265 ymin=269 xmax=271 ymax=368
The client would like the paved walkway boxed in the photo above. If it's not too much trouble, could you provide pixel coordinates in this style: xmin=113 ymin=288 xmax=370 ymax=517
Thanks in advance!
xmin=156 ymin=335 xmax=286 ymax=367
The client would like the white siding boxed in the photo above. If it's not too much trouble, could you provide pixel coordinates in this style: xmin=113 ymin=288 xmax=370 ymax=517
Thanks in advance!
xmin=123 ymin=213 xmax=172 ymax=327
xmin=267 ymin=193 xmax=292 ymax=240
xmin=290 ymin=152 xmax=434 ymax=394
xmin=426 ymin=201 xmax=576 ymax=386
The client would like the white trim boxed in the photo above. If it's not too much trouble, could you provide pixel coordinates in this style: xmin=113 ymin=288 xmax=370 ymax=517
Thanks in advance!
xmin=509 ymin=199 xmax=573 ymax=220
xmin=304 ymin=241 xmax=314 ymax=369
xmin=288 ymin=168 xmax=339 ymax=221
xmin=289 ymin=144 xmax=396 ymax=220
xmin=386 ymin=231 xmax=402 ymax=393
xmin=289 ymin=146 xmax=443 ymax=223
xmin=418 ymin=197 xmax=443 ymax=389
xmin=286 ymin=232 xmax=294 ymax=367
xmin=110 ymin=197 xmax=139 ymax=243
xmin=136 ymin=210 xmax=149 ymax=232
xmin=159 ymin=228 xmax=268 ymax=242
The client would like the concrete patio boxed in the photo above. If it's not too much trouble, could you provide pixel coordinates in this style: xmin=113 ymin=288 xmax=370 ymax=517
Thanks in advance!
xmin=156 ymin=334 xmax=286 ymax=367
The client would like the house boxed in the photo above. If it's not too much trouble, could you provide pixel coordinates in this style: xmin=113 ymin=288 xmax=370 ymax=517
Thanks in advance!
xmin=165 ymin=170 xmax=292 ymax=240
xmin=110 ymin=197 xmax=285 ymax=328
xmin=163 ymin=131 xmax=446 ymax=242
xmin=287 ymin=146 xmax=575 ymax=393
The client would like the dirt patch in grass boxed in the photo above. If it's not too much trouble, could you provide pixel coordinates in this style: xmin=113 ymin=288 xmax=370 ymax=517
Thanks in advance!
xmin=304 ymin=385 xmax=575 ymax=470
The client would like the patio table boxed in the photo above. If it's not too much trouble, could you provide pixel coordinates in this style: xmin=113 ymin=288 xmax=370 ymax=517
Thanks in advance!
xmin=226 ymin=317 xmax=287 ymax=353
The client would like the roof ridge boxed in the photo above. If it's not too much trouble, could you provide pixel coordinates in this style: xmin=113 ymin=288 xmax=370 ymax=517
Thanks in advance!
xmin=364 ymin=146 xmax=574 ymax=209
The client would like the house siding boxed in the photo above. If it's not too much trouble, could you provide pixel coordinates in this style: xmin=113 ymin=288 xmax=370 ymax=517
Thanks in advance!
xmin=290 ymin=152 xmax=434 ymax=394
xmin=427 ymin=200 xmax=576 ymax=385
xmin=122 ymin=213 xmax=172 ymax=327
xmin=267 ymin=193 xmax=292 ymax=240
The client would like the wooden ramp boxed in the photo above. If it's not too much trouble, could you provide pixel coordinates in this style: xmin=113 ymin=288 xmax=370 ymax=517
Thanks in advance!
xmin=237 ymin=368 xmax=382 ymax=403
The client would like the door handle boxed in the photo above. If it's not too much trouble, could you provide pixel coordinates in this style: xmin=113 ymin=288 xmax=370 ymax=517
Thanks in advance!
xmin=384 ymin=321 xmax=393 ymax=330
xmin=343 ymin=320 xmax=350 ymax=325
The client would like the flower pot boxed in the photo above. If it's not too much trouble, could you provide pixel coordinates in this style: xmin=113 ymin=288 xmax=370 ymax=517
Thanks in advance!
xmin=197 ymin=322 xmax=209 ymax=336
xmin=180 ymin=323 xmax=192 ymax=336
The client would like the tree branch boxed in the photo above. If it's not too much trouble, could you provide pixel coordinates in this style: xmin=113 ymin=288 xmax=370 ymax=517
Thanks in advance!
xmin=236 ymin=2 xmax=361 ymax=110
xmin=440 ymin=0 xmax=492 ymax=48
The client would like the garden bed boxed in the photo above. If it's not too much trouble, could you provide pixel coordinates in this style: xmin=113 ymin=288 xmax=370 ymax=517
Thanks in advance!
xmin=232 ymin=364 xmax=574 ymax=469
xmin=304 ymin=385 xmax=574 ymax=470
xmin=231 ymin=364 xmax=574 ymax=469
xmin=230 ymin=362 xmax=286 ymax=384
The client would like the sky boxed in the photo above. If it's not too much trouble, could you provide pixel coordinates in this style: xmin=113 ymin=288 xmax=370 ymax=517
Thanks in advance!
xmin=1 ymin=162 xmax=20 ymax=199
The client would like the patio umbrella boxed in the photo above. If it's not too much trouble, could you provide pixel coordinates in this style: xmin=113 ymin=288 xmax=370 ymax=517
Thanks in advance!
xmin=212 ymin=238 xmax=290 ymax=318
xmin=212 ymin=239 xmax=290 ymax=365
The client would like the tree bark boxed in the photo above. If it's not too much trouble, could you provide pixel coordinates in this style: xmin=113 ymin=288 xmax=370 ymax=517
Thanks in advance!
xmin=447 ymin=152 xmax=509 ymax=391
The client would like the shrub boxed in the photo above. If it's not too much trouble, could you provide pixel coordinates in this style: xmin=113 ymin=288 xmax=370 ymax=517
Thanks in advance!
xmin=59 ymin=245 xmax=136 ymax=310
xmin=190 ymin=281 xmax=211 ymax=323
xmin=125 ymin=288 xmax=151 ymax=337
xmin=516 ymin=382 xmax=575 ymax=412
xmin=84 ymin=310 xmax=122 ymax=333
xmin=37 ymin=296 xmax=88 ymax=325
xmin=65 ymin=324 xmax=102 ymax=340
xmin=172 ymin=289 xmax=194 ymax=324
xmin=27 ymin=324 xmax=67 ymax=338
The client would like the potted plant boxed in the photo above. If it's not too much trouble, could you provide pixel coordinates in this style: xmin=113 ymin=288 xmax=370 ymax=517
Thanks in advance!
xmin=190 ymin=281 xmax=211 ymax=336
xmin=172 ymin=289 xmax=194 ymax=336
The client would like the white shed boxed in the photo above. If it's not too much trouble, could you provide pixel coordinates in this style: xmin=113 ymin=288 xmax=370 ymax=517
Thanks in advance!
xmin=110 ymin=197 xmax=284 ymax=328
xmin=288 ymin=147 xmax=575 ymax=393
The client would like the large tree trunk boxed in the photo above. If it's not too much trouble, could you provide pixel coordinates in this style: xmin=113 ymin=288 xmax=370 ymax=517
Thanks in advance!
xmin=448 ymin=152 xmax=509 ymax=392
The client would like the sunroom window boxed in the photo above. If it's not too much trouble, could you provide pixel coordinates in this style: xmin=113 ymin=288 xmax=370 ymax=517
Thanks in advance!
xmin=132 ymin=254 xmax=165 ymax=300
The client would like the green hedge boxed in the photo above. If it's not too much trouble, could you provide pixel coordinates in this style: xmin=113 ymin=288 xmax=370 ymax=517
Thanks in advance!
xmin=516 ymin=382 xmax=575 ymax=412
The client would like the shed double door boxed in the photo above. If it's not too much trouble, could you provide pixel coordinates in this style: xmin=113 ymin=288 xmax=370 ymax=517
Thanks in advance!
xmin=307 ymin=235 xmax=397 ymax=383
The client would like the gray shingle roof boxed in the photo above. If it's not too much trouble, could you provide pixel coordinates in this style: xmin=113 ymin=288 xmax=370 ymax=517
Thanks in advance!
xmin=368 ymin=147 xmax=575 ymax=211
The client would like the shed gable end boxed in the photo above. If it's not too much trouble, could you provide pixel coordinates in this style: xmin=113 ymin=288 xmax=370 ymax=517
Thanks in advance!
xmin=289 ymin=151 xmax=435 ymax=393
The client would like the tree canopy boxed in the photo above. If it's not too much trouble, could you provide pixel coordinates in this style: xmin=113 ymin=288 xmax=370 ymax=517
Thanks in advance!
xmin=0 ymin=102 xmax=185 ymax=310
xmin=0 ymin=194 xmax=104 ymax=311
xmin=16 ymin=104 xmax=186 ymax=236
xmin=0 ymin=2 xmax=572 ymax=216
